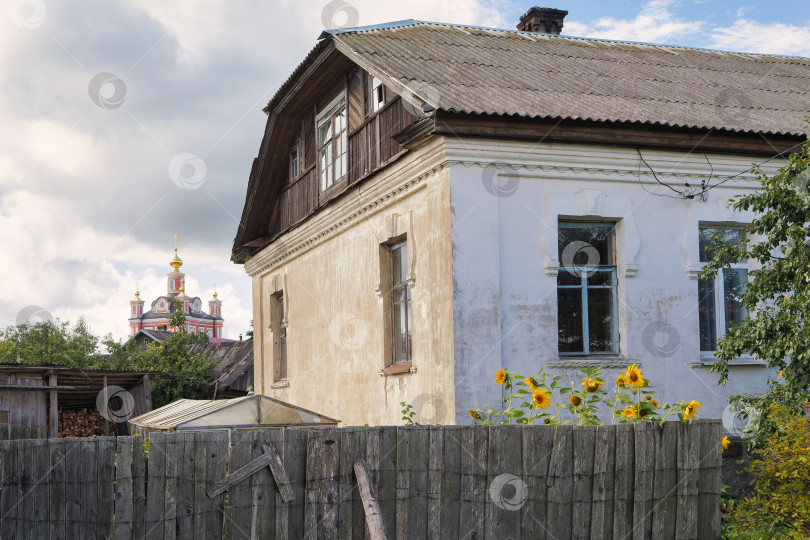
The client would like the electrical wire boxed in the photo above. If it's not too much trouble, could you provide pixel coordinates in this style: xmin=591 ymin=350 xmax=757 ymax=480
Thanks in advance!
xmin=635 ymin=148 xmax=687 ymax=199
xmin=701 ymin=140 xmax=806 ymax=194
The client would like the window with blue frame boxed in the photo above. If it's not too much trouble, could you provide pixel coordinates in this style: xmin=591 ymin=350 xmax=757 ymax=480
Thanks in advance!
xmin=557 ymin=222 xmax=618 ymax=355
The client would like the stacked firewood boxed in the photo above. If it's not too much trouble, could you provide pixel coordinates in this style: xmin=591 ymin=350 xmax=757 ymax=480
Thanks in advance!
xmin=58 ymin=408 xmax=107 ymax=438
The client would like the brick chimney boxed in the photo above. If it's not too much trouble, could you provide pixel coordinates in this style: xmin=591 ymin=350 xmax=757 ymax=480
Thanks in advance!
xmin=517 ymin=7 xmax=568 ymax=35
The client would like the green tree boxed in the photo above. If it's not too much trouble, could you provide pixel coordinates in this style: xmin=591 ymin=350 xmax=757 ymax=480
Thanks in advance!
xmin=0 ymin=318 xmax=102 ymax=367
xmin=701 ymin=140 xmax=810 ymax=445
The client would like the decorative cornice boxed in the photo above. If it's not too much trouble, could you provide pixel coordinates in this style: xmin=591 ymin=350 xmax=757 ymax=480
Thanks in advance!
xmin=245 ymin=161 xmax=446 ymax=277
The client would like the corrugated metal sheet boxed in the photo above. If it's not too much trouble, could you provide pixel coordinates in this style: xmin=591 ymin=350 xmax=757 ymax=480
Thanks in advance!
xmin=320 ymin=20 xmax=809 ymax=136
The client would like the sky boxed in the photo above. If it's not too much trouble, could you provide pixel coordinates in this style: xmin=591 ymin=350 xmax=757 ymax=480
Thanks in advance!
xmin=1 ymin=0 xmax=808 ymax=345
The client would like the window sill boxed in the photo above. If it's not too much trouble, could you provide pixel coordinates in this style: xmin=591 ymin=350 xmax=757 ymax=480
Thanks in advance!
xmin=690 ymin=354 xmax=766 ymax=368
xmin=548 ymin=356 xmax=631 ymax=369
xmin=379 ymin=362 xmax=416 ymax=376
xmin=270 ymin=379 xmax=290 ymax=389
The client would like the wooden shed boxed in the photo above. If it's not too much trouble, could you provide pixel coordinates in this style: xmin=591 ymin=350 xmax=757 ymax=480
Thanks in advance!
xmin=0 ymin=363 xmax=154 ymax=440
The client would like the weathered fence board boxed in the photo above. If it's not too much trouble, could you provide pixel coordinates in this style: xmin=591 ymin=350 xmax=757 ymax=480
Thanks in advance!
xmin=0 ymin=422 xmax=722 ymax=539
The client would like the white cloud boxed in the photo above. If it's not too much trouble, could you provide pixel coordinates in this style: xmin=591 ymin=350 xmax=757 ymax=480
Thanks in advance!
xmin=708 ymin=19 xmax=810 ymax=57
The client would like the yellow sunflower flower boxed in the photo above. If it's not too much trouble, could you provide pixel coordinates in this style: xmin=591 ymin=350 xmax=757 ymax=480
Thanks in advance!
xmin=532 ymin=388 xmax=551 ymax=410
xmin=683 ymin=400 xmax=701 ymax=420
xmin=468 ymin=409 xmax=482 ymax=420
xmin=624 ymin=364 xmax=645 ymax=387
xmin=722 ymin=436 xmax=730 ymax=451
xmin=778 ymin=370 xmax=785 ymax=379
xmin=581 ymin=377 xmax=604 ymax=393
xmin=616 ymin=374 xmax=628 ymax=387
xmin=525 ymin=377 xmax=538 ymax=390
xmin=569 ymin=394 xmax=582 ymax=407
xmin=495 ymin=369 xmax=507 ymax=386
xmin=620 ymin=407 xmax=637 ymax=419
xmin=650 ymin=399 xmax=659 ymax=407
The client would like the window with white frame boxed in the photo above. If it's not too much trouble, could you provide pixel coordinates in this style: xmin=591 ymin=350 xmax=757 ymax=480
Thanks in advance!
xmin=370 ymin=76 xmax=385 ymax=113
xmin=557 ymin=222 xmax=618 ymax=355
xmin=289 ymin=141 xmax=300 ymax=181
xmin=698 ymin=226 xmax=748 ymax=352
xmin=271 ymin=291 xmax=287 ymax=381
xmin=317 ymin=97 xmax=347 ymax=191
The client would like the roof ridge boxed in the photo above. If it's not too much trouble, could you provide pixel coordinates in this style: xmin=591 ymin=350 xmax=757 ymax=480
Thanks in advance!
xmin=324 ymin=19 xmax=810 ymax=61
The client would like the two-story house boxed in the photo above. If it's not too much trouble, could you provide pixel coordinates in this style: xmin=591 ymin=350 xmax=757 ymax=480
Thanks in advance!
xmin=232 ymin=8 xmax=809 ymax=426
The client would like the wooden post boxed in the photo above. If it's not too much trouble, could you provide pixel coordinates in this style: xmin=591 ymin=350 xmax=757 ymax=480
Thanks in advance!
xmin=141 ymin=374 xmax=152 ymax=411
xmin=103 ymin=375 xmax=109 ymax=436
xmin=48 ymin=373 xmax=58 ymax=439
xmin=354 ymin=460 xmax=387 ymax=540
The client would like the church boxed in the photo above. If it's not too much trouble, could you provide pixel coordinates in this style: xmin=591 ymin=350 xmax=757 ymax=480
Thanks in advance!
xmin=128 ymin=243 xmax=224 ymax=338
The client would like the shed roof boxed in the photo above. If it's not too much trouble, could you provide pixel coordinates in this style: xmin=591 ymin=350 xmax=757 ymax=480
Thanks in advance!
xmin=128 ymin=394 xmax=339 ymax=431
xmin=318 ymin=20 xmax=810 ymax=136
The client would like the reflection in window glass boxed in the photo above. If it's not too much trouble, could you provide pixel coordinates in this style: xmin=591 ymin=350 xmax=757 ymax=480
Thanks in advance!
xmin=390 ymin=241 xmax=411 ymax=364
xmin=318 ymin=102 xmax=348 ymax=191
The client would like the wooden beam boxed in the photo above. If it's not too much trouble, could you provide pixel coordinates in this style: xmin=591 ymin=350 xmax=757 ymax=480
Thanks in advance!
xmin=141 ymin=374 xmax=152 ymax=411
xmin=262 ymin=443 xmax=294 ymax=503
xmin=354 ymin=460 xmax=388 ymax=540
xmin=207 ymin=450 xmax=277 ymax=499
xmin=48 ymin=374 xmax=57 ymax=439
xmin=103 ymin=375 xmax=109 ymax=436
xmin=0 ymin=384 xmax=78 ymax=390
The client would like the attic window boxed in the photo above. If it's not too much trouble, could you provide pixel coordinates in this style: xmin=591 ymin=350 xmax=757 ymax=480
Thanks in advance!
xmin=371 ymin=76 xmax=385 ymax=113
xmin=316 ymin=96 xmax=347 ymax=191
xmin=289 ymin=141 xmax=300 ymax=181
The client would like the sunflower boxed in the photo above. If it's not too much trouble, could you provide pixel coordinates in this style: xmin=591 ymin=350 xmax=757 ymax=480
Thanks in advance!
xmin=650 ymin=399 xmax=659 ymax=407
xmin=569 ymin=394 xmax=582 ymax=407
xmin=722 ymin=436 xmax=730 ymax=451
xmin=620 ymin=407 xmax=637 ymax=419
xmin=495 ymin=369 xmax=507 ymax=386
xmin=616 ymin=374 xmax=628 ymax=388
xmin=683 ymin=400 xmax=701 ymax=420
xmin=624 ymin=364 xmax=644 ymax=387
xmin=778 ymin=370 xmax=785 ymax=379
xmin=468 ymin=409 xmax=482 ymax=420
xmin=581 ymin=377 xmax=604 ymax=393
xmin=525 ymin=377 xmax=538 ymax=390
xmin=532 ymin=388 xmax=551 ymax=410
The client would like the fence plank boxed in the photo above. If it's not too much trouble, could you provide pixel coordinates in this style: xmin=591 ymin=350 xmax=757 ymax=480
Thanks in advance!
xmin=337 ymin=427 xmax=361 ymax=539
xmin=99 ymin=438 xmax=117 ymax=538
xmin=49 ymin=439 xmax=67 ymax=540
xmin=176 ymin=432 xmax=196 ymax=540
xmin=394 ymin=427 xmax=410 ymax=540
xmin=427 ymin=426 xmax=444 ymax=540
xmin=204 ymin=431 xmax=229 ymax=540
xmin=132 ymin=436 xmax=148 ymax=540
xmin=354 ymin=460 xmax=388 ymax=540
xmin=521 ymin=425 xmax=554 ymax=539
xmin=31 ymin=439 xmax=50 ymax=538
xmin=19 ymin=438 xmax=35 ymax=535
xmin=64 ymin=438 xmax=83 ymax=539
xmin=114 ymin=437 xmax=135 ymax=540
xmin=406 ymin=426 xmax=429 ymax=540
xmin=485 ymin=425 xmax=522 ymax=540
xmin=675 ymin=422 xmax=700 ymax=540
xmin=223 ymin=430 xmax=254 ymax=540
xmin=145 ymin=432 xmax=167 ymax=540
xmin=163 ymin=434 xmax=179 ymax=540
xmin=305 ymin=428 xmax=339 ymax=540
xmin=0 ymin=440 xmax=18 ymax=539
xmin=82 ymin=439 xmax=100 ymax=538
xmin=276 ymin=428 xmax=308 ymax=540
xmin=253 ymin=432 xmax=277 ymax=540
xmin=612 ymin=424 xmax=634 ymax=539
xmin=439 ymin=426 xmax=462 ymax=540
xmin=192 ymin=433 xmax=209 ymax=540
xmin=697 ymin=420 xmax=722 ymax=540
xmin=652 ymin=422 xmax=677 ymax=540
xmin=572 ymin=426 xmax=596 ymax=540
xmin=546 ymin=425 xmax=573 ymax=540
xmin=590 ymin=424 xmax=615 ymax=540
xmin=458 ymin=426 xmax=488 ymax=539
xmin=376 ymin=426 xmax=398 ymax=539
xmin=632 ymin=422 xmax=655 ymax=540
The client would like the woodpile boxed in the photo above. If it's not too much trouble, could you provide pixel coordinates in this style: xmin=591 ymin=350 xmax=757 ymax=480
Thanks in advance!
xmin=57 ymin=408 xmax=107 ymax=438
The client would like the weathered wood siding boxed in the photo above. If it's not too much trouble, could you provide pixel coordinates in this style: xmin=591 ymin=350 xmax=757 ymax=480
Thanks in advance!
xmin=0 ymin=373 xmax=47 ymax=440
xmin=270 ymin=67 xmax=418 ymax=239
xmin=0 ymin=421 xmax=723 ymax=539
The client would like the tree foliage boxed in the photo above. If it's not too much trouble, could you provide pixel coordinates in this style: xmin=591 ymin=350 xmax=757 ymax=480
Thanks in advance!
xmin=0 ymin=318 xmax=102 ymax=367
xmin=700 ymin=140 xmax=810 ymax=444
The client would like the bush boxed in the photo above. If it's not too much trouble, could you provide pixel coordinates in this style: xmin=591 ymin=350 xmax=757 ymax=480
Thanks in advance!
xmin=722 ymin=403 xmax=810 ymax=538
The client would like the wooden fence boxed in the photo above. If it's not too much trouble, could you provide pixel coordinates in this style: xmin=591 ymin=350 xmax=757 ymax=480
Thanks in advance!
xmin=0 ymin=421 xmax=722 ymax=539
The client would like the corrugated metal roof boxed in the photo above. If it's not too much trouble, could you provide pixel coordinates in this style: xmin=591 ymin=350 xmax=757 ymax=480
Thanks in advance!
xmin=320 ymin=20 xmax=809 ymax=136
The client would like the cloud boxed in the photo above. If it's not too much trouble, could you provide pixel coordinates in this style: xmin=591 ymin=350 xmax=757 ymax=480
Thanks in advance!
xmin=708 ymin=19 xmax=810 ymax=57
